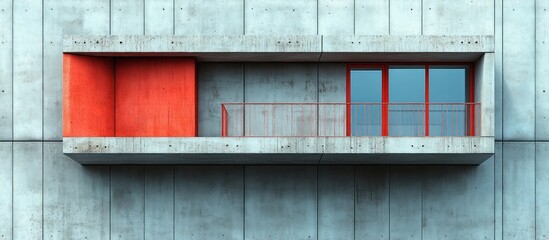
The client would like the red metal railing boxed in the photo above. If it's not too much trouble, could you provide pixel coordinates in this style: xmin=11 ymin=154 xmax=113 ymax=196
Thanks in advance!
xmin=221 ymin=103 xmax=480 ymax=137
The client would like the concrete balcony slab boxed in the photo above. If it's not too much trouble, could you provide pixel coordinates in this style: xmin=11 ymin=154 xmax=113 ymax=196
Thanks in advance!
xmin=63 ymin=137 xmax=494 ymax=165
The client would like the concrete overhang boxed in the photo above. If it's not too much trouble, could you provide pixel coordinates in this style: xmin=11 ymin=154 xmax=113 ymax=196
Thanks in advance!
xmin=63 ymin=137 xmax=494 ymax=165
xmin=63 ymin=35 xmax=494 ymax=62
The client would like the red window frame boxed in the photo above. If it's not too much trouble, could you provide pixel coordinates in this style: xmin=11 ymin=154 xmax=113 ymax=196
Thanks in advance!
xmin=346 ymin=63 xmax=475 ymax=137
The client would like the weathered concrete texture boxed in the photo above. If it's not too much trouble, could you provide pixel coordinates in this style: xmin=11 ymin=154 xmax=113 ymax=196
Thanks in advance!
xmin=318 ymin=166 xmax=354 ymax=240
xmin=502 ymin=142 xmax=535 ymax=240
xmin=245 ymin=63 xmax=317 ymax=102
xmin=245 ymin=0 xmax=316 ymax=35
xmin=111 ymin=166 xmax=145 ymax=240
xmin=62 ymin=137 xmax=494 ymax=164
xmin=13 ymin=0 xmax=42 ymax=140
xmin=422 ymin=158 xmax=494 ymax=240
xmin=502 ymin=0 xmax=536 ymax=140
xmin=423 ymin=0 xmax=494 ymax=35
xmin=494 ymin=142 xmax=503 ymax=240
xmin=145 ymin=0 xmax=173 ymax=35
xmin=175 ymin=166 xmax=243 ymax=240
xmin=43 ymin=142 xmax=109 ymax=240
xmin=389 ymin=166 xmax=422 ymax=240
xmin=0 ymin=0 xmax=12 ymax=140
xmin=245 ymin=166 xmax=317 ymax=240
xmin=355 ymin=0 xmax=389 ymax=35
xmin=475 ymin=53 xmax=496 ymax=137
xmin=176 ymin=0 xmax=243 ymax=35
xmin=43 ymin=0 xmax=110 ymax=141
xmin=64 ymin=35 xmax=322 ymax=62
xmin=537 ymin=143 xmax=549 ymax=240
xmin=389 ymin=0 xmax=421 ymax=35
xmin=536 ymin=0 xmax=549 ymax=140
xmin=111 ymin=0 xmax=144 ymax=35
xmin=355 ymin=166 xmax=390 ymax=240
xmin=198 ymin=63 xmax=244 ymax=137
xmin=318 ymin=0 xmax=353 ymax=35
xmin=13 ymin=142 xmax=42 ymax=240
xmin=145 ymin=167 xmax=173 ymax=240
xmin=0 ymin=143 xmax=12 ymax=240
xmin=495 ymin=0 xmax=503 ymax=141
xmin=318 ymin=63 xmax=346 ymax=102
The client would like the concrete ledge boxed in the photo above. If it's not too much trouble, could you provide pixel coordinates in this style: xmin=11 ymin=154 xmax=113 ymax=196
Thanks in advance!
xmin=63 ymin=137 xmax=495 ymax=165
xmin=63 ymin=35 xmax=494 ymax=62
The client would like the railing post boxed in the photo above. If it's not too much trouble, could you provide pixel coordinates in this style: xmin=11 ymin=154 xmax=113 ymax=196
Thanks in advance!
xmin=221 ymin=104 xmax=228 ymax=137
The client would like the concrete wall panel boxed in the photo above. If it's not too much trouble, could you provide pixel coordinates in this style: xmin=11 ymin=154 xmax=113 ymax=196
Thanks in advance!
xmin=198 ymin=63 xmax=244 ymax=137
xmin=495 ymin=0 xmax=503 ymax=140
xmin=13 ymin=0 xmax=42 ymax=140
xmin=13 ymin=143 xmax=42 ymax=240
xmin=536 ymin=0 xmax=549 ymax=140
xmin=423 ymin=0 xmax=493 ymax=35
xmin=43 ymin=142 xmax=109 ymax=239
xmin=502 ymin=0 xmax=535 ymax=140
xmin=537 ymin=143 xmax=549 ymax=240
xmin=389 ymin=0 xmax=421 ymax=35
xmin=245 ymin=166 xmax=316 ymax=240
xmin=111 ymin=0 xmax=144 ymax=35
xmin=422 ymin=161 xmax=494 ymax=240
xmin=111 ymin=167 xmax=145 ymax=240
xmin=318 ymin=166 xmax=353 ymax=240
xmin=145 ymin=0 xmax=173 ymax=35
xmin=0 ymin=143 xmax=12 ymax=240
xmin=318 ymin=63 xmax=345 ymax=102
xmin=245 ymin=63 xmax=317 ymax=102
xmin=145 ymin=167 xmax=174 ymax=240
xmin=495 ymin=142 xmax=502 ymax=240
xmin=245 ymin=0 xmax=317 ymax=35
xmin=176 ymin=0 xmax=243 ymax=35
xmin=502 ymin=143 xmax=535 ymax=240
xmin=318 ymin=0 xmax=353 ymax=35
xmin=43 ymin=0 xmax=110 ymax=140
xmin=245 ymin=63 xmax=317 ymax=136
xmin=175 ymin=166 xmax=243 ymax=240
xmin=355 ymin=166 xmax=389 ymax=240
xmin=389 ymin=166 xmax=421 ymax=240
xmin=0 ymin=0 xmax=12 ymax=139
xmin=355 ymin=0 xmax=389 ymax=35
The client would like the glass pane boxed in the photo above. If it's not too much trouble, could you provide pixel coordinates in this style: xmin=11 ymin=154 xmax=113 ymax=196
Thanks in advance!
xmin=350 ymin=69 xmax=382 ymax=136
xmin=429 ymin=66 xmax=469 ymax=136
xmin=389 ymin=66 xmax=425 ymax=136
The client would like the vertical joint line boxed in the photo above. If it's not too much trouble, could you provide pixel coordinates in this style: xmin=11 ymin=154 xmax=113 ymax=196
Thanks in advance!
xmin=172 ymin=0 xmax=175 ymax=35
xmin=243 ymin=0 xmax=245 ymax=35
xmin=421 ymin=0 xmax=424 ymax=35
xmin=109 ymin=0 xmax=112 ymax=35
xmin=42 ymin=0 xmax=44 ymax=141
xmin=353 ymin=0 xmax=356 ymax=35
xmin=173 ymin=167 xmax=175 ymax=240
xmin=353 ymin=166 xmax=356 ymax=240
xmin=143 ymin=0 xmax=145 ymax=35
xmin=243 ymin=166 xmax=246 ymax=240
xmin=316 ymin=165 xmax=319 ymax=240
xmin=143 ymin=169 xmax=146 ymax=239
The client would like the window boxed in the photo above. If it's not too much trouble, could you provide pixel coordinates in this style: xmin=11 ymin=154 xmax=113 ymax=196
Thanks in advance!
xmin=347 ymin=64 xmax=474 ymax=137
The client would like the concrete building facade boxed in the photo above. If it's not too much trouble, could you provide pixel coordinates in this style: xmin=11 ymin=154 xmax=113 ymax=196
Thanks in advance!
xmin=0 ymin=0 xmax=546 ymax=239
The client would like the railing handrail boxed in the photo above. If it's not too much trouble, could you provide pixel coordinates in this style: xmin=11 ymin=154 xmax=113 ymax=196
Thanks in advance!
xmin=221 ymin=102 xmax=480 ymax=137
xmin=222 ymin=102 xmax=480 ymax=105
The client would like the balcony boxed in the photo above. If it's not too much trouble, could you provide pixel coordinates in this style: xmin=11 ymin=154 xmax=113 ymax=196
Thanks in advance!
xmin=221 ymin=103 xmax=480 ymax=137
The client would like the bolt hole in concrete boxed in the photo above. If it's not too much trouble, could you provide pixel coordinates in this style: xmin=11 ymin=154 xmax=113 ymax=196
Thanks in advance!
xmin=422 ymin=145 xmax=424 ymax=147
xmin=120 ymin=41 xmax=123 ymax=44
xmin=169 ymin=145 xmax=172 ymax=147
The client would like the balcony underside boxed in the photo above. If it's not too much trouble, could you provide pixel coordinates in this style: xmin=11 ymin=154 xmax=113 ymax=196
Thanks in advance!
xmin=64 ymin=137 xmax=494 ymax=165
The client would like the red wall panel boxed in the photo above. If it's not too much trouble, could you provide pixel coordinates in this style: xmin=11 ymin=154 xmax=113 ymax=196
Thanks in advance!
xmin=115 ymin=58 xmax=197 ymax=137
xmin=63 ymin=54 xmax=115 ymax=137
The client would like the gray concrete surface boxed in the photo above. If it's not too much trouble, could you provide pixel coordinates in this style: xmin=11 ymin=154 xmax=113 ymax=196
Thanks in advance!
xmin=502 ymin=0 xmax=536 ymax=140
xmin=1 ymin=0 xmax=547 ymax=239
xmin=62 ymin=137 xmax=494 ymax=164
xmin=0 ymin=0 xmax=12 ymax=140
